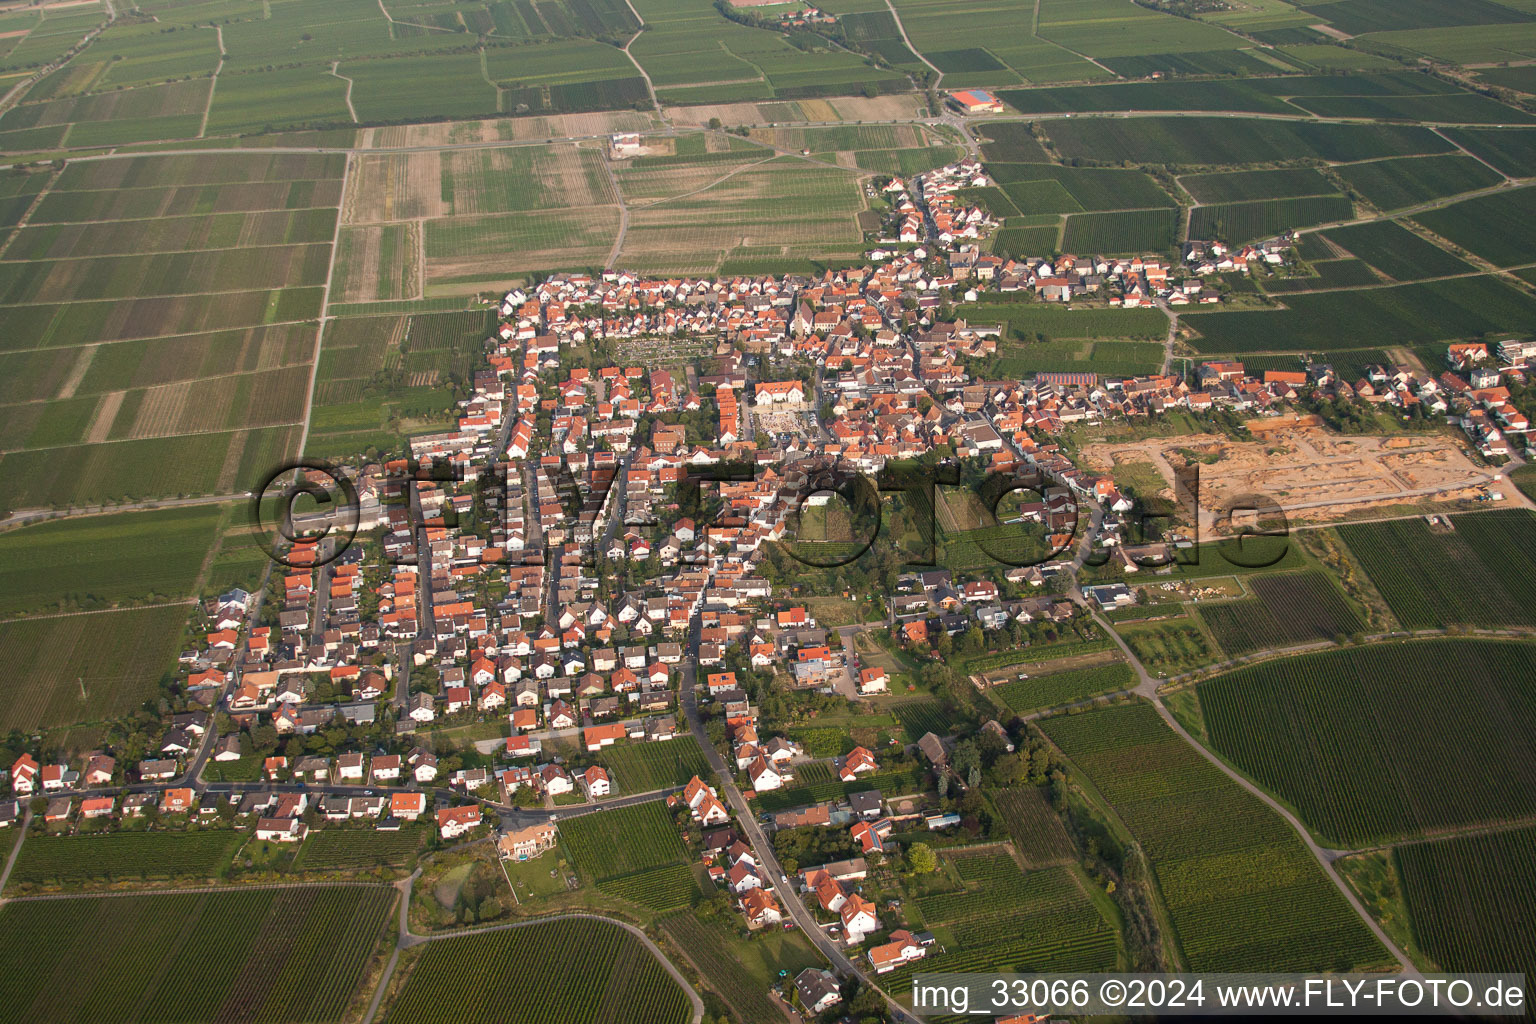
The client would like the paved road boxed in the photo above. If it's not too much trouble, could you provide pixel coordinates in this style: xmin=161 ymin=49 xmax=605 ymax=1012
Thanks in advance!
xmin=0 ymin=805 xmax=32 ymax=901
xmin=189 ymin=558 xmax=276 ymax=790
xmin=677 ymin=611 xmax=920 ymax=1023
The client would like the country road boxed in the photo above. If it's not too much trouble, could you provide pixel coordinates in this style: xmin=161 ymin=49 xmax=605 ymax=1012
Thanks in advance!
xmin=1071 ymin=590 xmax=1421 ymax=976
xmin=359 ymin=870 xmax=705 ymax=1024
xmin=0 ymin=491 xmax=249 ymax=530
xmin=678 ymin=611 xmax=921 ymax=1023
xmin=10 ymin=105 xmax=1536 ymax=171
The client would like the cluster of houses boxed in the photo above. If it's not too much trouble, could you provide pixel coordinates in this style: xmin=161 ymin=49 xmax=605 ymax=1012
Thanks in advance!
xmin=1444 ymin=341 xmax=1531 ymax=457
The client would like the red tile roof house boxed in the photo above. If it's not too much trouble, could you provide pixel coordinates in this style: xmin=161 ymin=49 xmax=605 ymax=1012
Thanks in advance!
xmin=391 ymin=792 xmax=427 ymax=820
xmin=10 ymin=754 xmax=37 ymax=795
xmin=868 ymin=929 xmax=928 ymax=973
xmin=837 ymin=746 xmax=878 ymax=782
xmin=83 ymin=755 xmax=116 ymax=786
xmin=436 ymin=805 xmax=482 ymax=839
xmin=739 ymin=886 xmax=783 ymax=927
xmin=839 ymin=892 xmax=880 ymax=944
xmin=80 ymin=796 xmax=115 ymax=820
xmin=160 ymin=788 xmax=197 ymax=815
xmin=579 ymin=765 xmax=611 ymax=798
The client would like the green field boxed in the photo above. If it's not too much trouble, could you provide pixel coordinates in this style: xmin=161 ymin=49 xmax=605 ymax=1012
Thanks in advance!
xmin=295 ymin=827 xmax=426 ymax=871
xmin=1189 ymin=196 xmax=1354 ymax=243
xmin=1118 ymin=614 xmax=1222 ymax=675
xmin=886 ymin=854 xmax=1118 ymax=984
xmin=1395 ymin=825 xmax=1536 ymax=986
xmin=890 ymin=698 xmax=963 ymax=741
xmin=991 ymin=787 xmax=1076 ymax=867
xmin=1334 ymin=155 xmax=1505 ymax=212
xmin=1042 ymin=703 xmax=1390 ymax=972
xmin=8 ymin=829 xmax=245 ymax=889
xmin=206 ymin=66 xmax=355 ymax=135
xmin=1034 ymin=0 xmax=1253 ymax=60
xmin=0 ymin=425 xmax=298 ymax=514
xmin=1336 ymin=510 xmax=1536 ymax=630
xmin=0 ymin=604 xmax=190 ymax=734
xmin=957 ymin=301 xmax=1168 ymax=341
xmin=1181 ymin=167 xmax=1338 ymax=204
xmin=989 ymin=338 xmax=1163 ymax=378
xmin=999 ymin=80 xmax=1295 ymax=116
xmin=307 ymin=310 xmax=494 ymax=456
xmin=1182 ymin=275 xmax=1536 ymax=352
xmin=1441 ymin=127 xmax=1536 ymax=178
xmin=596 ymin=737 xmax=712 ymax=793
xmin=659 ymin=914 xmax=822 ymax=1024
xmin=557 ymin=800 xmax=698 ymax=910
xmin=385 ymin=917 xmax=692 ymax=1024
xmin=752 ymin=763 xmax=927 ymax=812
xmin=0 ymin=150 xmax=338 ymax=511
xmin=0 ymin=505 xmax=221 ymax=616
xmin=890 ymin=0 xmax=1108 ymax=86
xmin=1196 ymin=571 xmax=1366 ymax=657
xmin=1041 ymin=117 xmax=1453 ymax=167
xmin=1319 ymin=220 xmax=1474 ymax=281
xmin=1413 ymin=186 xmax=1536 ymax=268
xmin=1061 ymin=208 xmax=1177 ymax=253
xmin=1198 ymin=638 xmax=1536 ymax=847
xmin=992 ymin=661 xmax=1136 ymax=713
xmin=978 ymin=122 xmax=1052 ymax=163
xmin=990 ymin=162 xmax=1175 ymax=213
xmin=630 ymin=0 xmax=905 ymax=100
xmin=1291 ymin=91 xmax=1535 ymax=125
xmin=0 ymin=885 xmax=395 ymax=1024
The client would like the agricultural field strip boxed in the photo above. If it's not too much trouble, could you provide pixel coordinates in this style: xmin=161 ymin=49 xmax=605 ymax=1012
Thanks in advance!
xmin=1041 ymin=703 xmax=1403 ymax=973
xmin=16 ymin=101 xmax=1536 ymax=173
xmin=0 ymin=360 xmax=310 ymax=409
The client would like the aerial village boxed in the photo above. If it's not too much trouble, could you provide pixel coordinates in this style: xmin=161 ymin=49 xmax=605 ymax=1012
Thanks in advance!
xmin=2 ymin=154 xmax=1530 ymax=984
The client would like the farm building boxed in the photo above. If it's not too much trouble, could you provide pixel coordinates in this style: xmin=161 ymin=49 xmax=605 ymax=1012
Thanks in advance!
xmin=948 ymin=89 xmax=1004 ymax=115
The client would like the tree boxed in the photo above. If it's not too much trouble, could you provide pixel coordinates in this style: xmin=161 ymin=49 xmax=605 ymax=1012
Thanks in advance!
xmin=708 ymin=117 xmax=722 ymax=130
xmin=951 ymin=738 xmax=981 ymax=784
xmin=907 ymin=842 xmax=937 ymax=874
